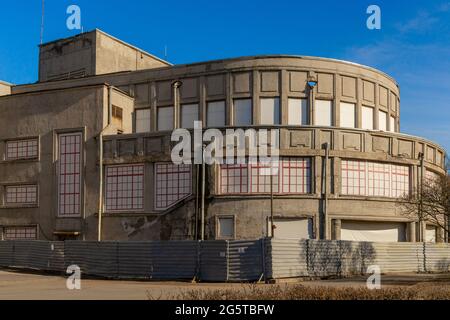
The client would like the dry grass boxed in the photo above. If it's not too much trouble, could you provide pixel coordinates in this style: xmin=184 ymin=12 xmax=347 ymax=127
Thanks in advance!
xmin=154 ymin=283 xmax=450 ymax=300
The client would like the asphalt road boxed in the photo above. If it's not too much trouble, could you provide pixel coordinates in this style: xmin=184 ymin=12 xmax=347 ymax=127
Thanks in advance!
xmin=0 ymin=269 xmax=449 ymax=300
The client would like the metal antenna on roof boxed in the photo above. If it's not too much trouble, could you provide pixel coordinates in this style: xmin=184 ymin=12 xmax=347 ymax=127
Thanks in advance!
xmin=164 ymin=45 xmax=168 ymax=60
xmin=40 ymin=0 xmax=45 ymax=45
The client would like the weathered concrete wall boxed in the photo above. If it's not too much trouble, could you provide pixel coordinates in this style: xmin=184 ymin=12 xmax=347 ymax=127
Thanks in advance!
xmin=38 ymin=30 xmax=170 ymax=82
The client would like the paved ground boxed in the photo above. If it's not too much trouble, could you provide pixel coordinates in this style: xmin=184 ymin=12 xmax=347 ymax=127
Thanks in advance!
xmin=0 ymin=269 xmax=449 ymax=300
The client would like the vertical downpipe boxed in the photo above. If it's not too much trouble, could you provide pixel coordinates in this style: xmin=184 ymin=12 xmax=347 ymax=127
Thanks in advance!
xmin=323 ymin=143 xmax=330 ymax=239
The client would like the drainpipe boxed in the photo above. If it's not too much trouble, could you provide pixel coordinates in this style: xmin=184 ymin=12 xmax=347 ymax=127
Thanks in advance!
xmin=418 ymin=152 xmax=425 ymax=242
xmin=323 ymin=142 xmax=330 ymax=239
xmin=201 ymin=144 xmax=206 ymax=240
xmin=97 ymin=86 xmax=113 ymax=242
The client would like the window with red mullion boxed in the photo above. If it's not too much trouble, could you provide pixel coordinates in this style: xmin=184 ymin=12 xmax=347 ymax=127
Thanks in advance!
xmin=5 ymin=185 xmax=37 ymax=205
xmin=6 ymin=139 xmax=38 ymax=160
xmin=4 ymin=226 xmax=37 ymax=240
xmin=341 ymin=160 xmax=366 ymax=196
xmin=391 ymin=164 xmax=410 ymax=198
xmin=281 ymin=158 xmax=311 ymax=194
xmin=155 ymin=163 xmax=192 ymax=210
xmin=105 ymin=164 xmax=144 ymax=211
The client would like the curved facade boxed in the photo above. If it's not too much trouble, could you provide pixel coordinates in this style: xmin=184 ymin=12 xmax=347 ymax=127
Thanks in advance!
xmin=0 ymin=30 xmax=447 ymax=243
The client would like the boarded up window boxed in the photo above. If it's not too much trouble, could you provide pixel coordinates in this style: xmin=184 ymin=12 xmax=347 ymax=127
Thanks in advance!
xmin=157 ymin=106 xmax=174 ymax=131
xmin=207 ymin=101 xmax=226 ymax=127
xmin=288 ymin=98 xmax=308 ymax=125
xmin=378 ymin=111 xmax=387 ymax=131
xmin=136 ymin=109 xmax=151 ymax=133
xmin=314 ymin=100 xmax=333 ymax=126
xmin=181 ymin=103 xmax=199 ymax=129
xmin=234 ymin=99 xmax=252 ymax=126
xmin=361 ymin=106 xmax=374 ymax=130
xmin=260 ymin=97 xmax=280 ymax=125
xmin=340 ymin=102 xmax=355 ymax=128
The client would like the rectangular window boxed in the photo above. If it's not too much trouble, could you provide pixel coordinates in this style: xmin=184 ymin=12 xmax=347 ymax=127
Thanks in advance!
xmin=5 ymin=185 xmax=38 ymax=205
xmin=361 ymin=106 xmax=374 ymax=130
xmin=288 ymin=98 xmax=308 ymax=125
xmin=378 ymin=110 xmax=387 ymax=131
xmin=157 ymin=106 xmax=174 ymax=131
xmin=105 ymin=164 xmax=144 ymax=211
xmin=58 ymin=133 xmax=82 ymax=217
xmin=341 ymin=160 xmax=366 ymax=196
xmin=217 ymin=216 xmax=235 ymax=239
xmin=260 ymin=97 xmax=280 ymax=125
xmin=6 ymin=138 xmax=38 ymax=161
xmin=341 ymin=160 xmax=410 ymax=198
xmin=207 ymin=101 xmax=226 ymax=127
xmin=220 ymin=164 xmax=248 ymax=194
xmin=281 ymin=158 xmax=311 ymax=194
xmin=155 ymin=163 xmax=192 ymax=210
xmin=391 ymin=164 xmax=410 ymax=198
xmin=367 ymin=162 xmax=390 ymax=197
xmin=220 ymin=158 xmax=311 ymax=195
xmin=389 ymin=116 xmax=395 ymax=132
xmin=234 ymin=99 xmax=252 ymax=126
xmin=314 ymin=100 xmax=333 ymax=126
xmin=340 ymin=102 xmax=356 ymax=128
xmin=181 ymin=103 xmax=199 ymax=129
xmin=4 ymin=226 xmax=37 ymax=240
xmin=135 ymin=109 xmax=151 ymax=133
xmin=112 ymin=105 xmax=123 ymax=130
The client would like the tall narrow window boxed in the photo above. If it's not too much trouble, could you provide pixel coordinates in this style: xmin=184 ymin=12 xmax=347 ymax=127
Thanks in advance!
xmin=58 ymin=133 xmax=82 ymax=217
xmin=5 ymin=185 xmax=38 ymax=206
xmin=234 ymin=99 xmax=252 ymax=126
xmin=340 ymin=102 xmax=356 ymax=128
xmin=135 ymin=109 xmax=151 ymax=133
xmin=288 ymin=98 xmax=308 ymax=125
xmin=181 ymin=103 xmax=199 ymax=129
xmin=389 ymin=116 xmax=396 ymax=132
xmin=157 ymin=106 xmax=174 ymax=131
xmin=4 ymin=226 xmax=37 ymax=240
xmin=361 ymin=106 xmax=374 ymax=130
xmin=367 ymin=162 xmax=390 ymax=197
xmin=391 ymin=164 xmax=410 ymax=198
xmin=112 ymin=105 xmax=123 ymax=131
xmin=207 ymin=101 xmax=226 ymax=127
xmin=378 ymin=110 xmax=387 ymax=131
xmin=314 ymin=100 xmax=333 ymax=126
xmin=260 ymin=97 xmax=280 ymax=125
xmin=6 ymin=138 xmax=39 ymax=161
xmin=155 ymin=163 xmax=192 ymax=210
xmin=105 ymin=164 xmax=144 ymax=211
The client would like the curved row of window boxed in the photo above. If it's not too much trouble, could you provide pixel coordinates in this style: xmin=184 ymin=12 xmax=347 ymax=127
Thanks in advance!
xmin=135 ymin=98 xmax=397 ymax=132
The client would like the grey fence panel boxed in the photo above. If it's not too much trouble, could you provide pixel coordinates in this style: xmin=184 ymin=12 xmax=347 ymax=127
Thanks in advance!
xmin=267 ymin=239 xmax=308 ymax=279
xmin=10 ymin=241 xmax=64 ymax=271
xmin=117 ymin=242 xmax=152 ymax=278
xmin=425 ymin=243 xmax=450 ymax=272
xmin=307 ymin=240 xmax=341 ymax=276
xmin=228 ymin=240 xmax=264 ymax=281
xmin=65 ymin=241 xmax=119 ymax=277
xmin=200 ymin=241 xmax=228 ymax=281
xmin=148 ymin=241 xmax=198 ymax=280
xmin=0 ymin=241 xmax=14 ymax=267
xmin=339 ymin=241 xmax=378 ymax=275
xmin=372 ymin=242 xmax=425 ymax=273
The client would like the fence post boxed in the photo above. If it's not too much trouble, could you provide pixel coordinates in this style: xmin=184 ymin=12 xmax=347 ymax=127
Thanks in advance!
xmin=423 ymin=242 xmax=427 ymax=273
xmin=226 ymin=240 xmax=229 ymax=282
xmin=260 ymin=238 xmax=266 ymax=283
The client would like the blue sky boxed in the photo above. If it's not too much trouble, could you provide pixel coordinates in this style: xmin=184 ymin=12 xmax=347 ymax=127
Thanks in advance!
xmin=0 ymin=0 xmax=449 ymax=153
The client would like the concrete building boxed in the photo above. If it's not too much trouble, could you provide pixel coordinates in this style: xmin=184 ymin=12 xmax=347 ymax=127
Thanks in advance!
xmin=0 ymin=30 xmax=447 ymax=242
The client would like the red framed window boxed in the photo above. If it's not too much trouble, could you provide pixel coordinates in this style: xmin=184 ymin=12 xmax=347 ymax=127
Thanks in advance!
xmin=281 ymin=158 xmax=311 ymax=194
xmin=220 ymin=164 xmax=248 ymax=194
xmin=58 ymin=133 xmax=82 ymax=216
xmin=6 ymin=139 xmax=38 ymax=160
xmin=4 ymin=226 xmax=37 ymax=240
xmin=155 ymin=163 xmax=192 ymax=210
xmin=341 ymin=160 xmax=366 ymax=196
xmin=220 ymin=158 xmax=311 ymax=195
xmin=367 ymin=162 xmax=390 ymax=197
xmin=391 ymin=164 xmax=410 ymax=198
xmin=105 ymin=164 xmax=144 ymax=211
xmin=5 ymin=185 xmax=38 ymax=205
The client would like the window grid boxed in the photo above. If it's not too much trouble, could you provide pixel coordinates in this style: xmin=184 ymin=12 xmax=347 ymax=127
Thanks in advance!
xmin=155 ymin=163 xmax=192 ymax=210
xmin=341 ymin=160 xmax=410 ymax=198
xmin=341 ymin=160 xmax=366 ymax=196
xmin=58 ymin=133 xmax=82 ymax=216
xmin=5 ymin=185 xmax=38 ymax=205
xmin=391 ymin=164 xmax=410 ymax=198
xmin=6 ymin=139 xmax=38 ymax=160
xmin=4 ymin=226 xmax=37 ymax=240
xmin=220 ymin=158 xmax=311 ymax=195
xmin=367 ymin=162 xmax=390 ymax=197
xmin=105 ymin=165 xmax=144 ymax=211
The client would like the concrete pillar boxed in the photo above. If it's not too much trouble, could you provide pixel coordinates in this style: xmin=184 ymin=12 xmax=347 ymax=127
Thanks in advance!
xmin=333 ymin=219 xmax=341 ymax=240
xmin=407 ymin=221 xmax=416 ymax=242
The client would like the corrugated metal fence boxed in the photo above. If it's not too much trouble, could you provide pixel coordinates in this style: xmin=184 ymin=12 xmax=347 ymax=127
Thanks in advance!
xmin=0 ymin=239 xmax=449 ymax=281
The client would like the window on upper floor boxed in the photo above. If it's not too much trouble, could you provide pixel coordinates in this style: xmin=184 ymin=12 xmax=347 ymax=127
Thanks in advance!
xmin=157 ymin=106 xmax=174 ymax=131
xmin=233 ymin=99 xmax=252 ymax=126
xmin=378 ymin=110 xmax=387 ymax=131
xmin=340 ymin=102 xmax=356 ymax=128
xmin=260 ymin=97 xmax=280 ymax=125
xmin=361 ymin=106 xmax=374 ymax=130
xmin=4 ymin=185 xmax=38 ymax=206
xmin=314 ymin=100 xmax=333 ymax=126
xmin=5 ymin=138 xmax=39 ymax=161
xmin=155 ymin=163 xmax=192 ymax=211
xmin=135 ymin=108 xmax=151 ymax=133
xmin=207 ymin=101 xmax=226 ymax=127
xmin=181 ymin=103 xmax=199 ymax=129
xmin=3 ymin=226 xmax=37 ymax=240
xmin=288 ymin=98 xmax=308 ymax=125
xmin=389 ymin=116 xmax=396 ymax=132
